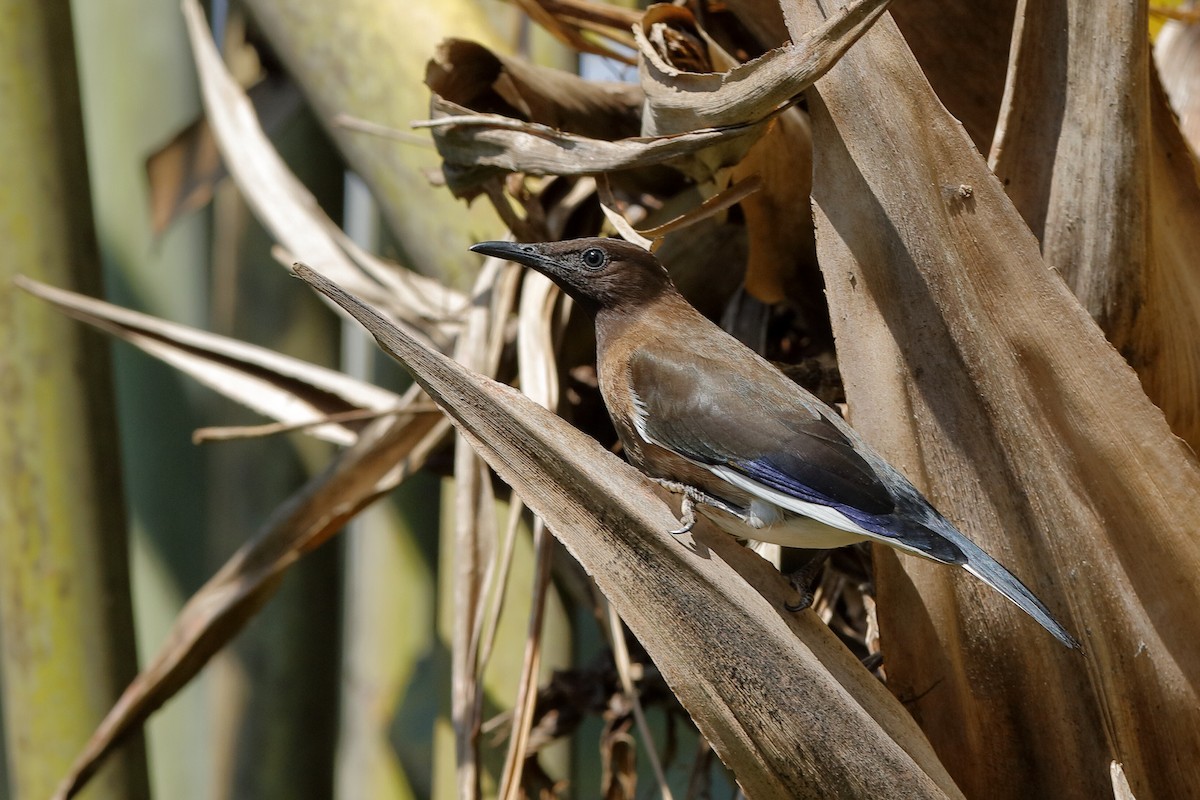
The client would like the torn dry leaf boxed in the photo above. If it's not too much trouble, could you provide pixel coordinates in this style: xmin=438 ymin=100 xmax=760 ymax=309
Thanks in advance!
xmin=427 ymin=38 xmax=643 ymax=143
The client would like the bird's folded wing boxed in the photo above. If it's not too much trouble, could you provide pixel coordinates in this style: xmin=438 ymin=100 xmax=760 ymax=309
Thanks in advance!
xmin=629 ymin=348 xmax=895 ymax=516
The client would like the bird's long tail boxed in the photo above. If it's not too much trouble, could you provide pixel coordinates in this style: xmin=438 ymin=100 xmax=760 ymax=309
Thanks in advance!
xmin=952 ymin=534 xmax=1081 ymax=651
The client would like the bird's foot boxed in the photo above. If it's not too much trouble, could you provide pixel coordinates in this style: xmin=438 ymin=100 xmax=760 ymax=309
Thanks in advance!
xmin=652 ymin=479 xmax=741 ymax=535
xmin=784 ymin=550 xmax=832 ymax=612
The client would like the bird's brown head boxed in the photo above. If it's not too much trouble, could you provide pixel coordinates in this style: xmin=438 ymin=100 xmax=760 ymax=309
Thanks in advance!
xmin=470 ymin=238 xmax=673 ymax=316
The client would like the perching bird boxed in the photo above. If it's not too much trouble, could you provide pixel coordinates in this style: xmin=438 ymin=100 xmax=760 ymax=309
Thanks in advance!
xmin=470 ymin=237 xmax=1080 ymax=650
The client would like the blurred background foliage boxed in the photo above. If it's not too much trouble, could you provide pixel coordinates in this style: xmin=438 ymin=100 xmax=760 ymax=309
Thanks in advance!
xmin=3 ymin=0 xmax=1200 ymax=799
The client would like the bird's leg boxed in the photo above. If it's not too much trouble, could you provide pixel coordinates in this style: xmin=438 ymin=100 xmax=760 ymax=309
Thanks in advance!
xmin=784 ymin=550 xmax=832 ymax=612
xmin=651 ymin=478 xmax=742 ymax=535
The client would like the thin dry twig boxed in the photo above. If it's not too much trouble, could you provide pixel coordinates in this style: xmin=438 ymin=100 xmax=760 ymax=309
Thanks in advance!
xmin=192 ymin=405 xmax=416 ymax=443
xmin=496 ymin=521 xmax=555 ymax=800
xmin=331 ymin=113 xmax=438 ymax=147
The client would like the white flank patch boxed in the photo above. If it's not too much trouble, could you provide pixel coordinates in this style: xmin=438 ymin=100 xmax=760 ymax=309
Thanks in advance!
xmin=709 ymin=466 xmax=937 ymax=559
xmin=712 ymin=466 xmax=872 ymax=535
xmin=628 ymin=386 xmax=652 ymax=442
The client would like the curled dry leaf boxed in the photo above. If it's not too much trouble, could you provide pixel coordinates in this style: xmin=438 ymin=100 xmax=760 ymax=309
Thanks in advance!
xmin=788 ymin=2 xmax=1200 ymax=798
xmin=15 ymin=277 xmax=401 ymax=446
xmin=422 ymin=94 xmax=771 ymax=187
xmin=425 ymin=37 xmax=653 ymax=195
xmin=721 ymin=0 xmax=1017 ymax=152
xmin=292 ymin=263 xmax=966 ymax=800
xmin=419 ymin=28 xmax=861 ymax=189
xmin=426 ymin=38 xmax=643 ymax=143
xmin=635 ymin=0 xmax=870 ymax=332
xmin=635 ymin=0 xmax=891 ymax=135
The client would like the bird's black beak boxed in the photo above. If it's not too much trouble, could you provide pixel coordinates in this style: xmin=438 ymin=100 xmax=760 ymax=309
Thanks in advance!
xmin=470 ymin=240 xmax=548 ymax=271
xmin=471 ymin=240 xmax=581 ymax=297
xmin=471 ymin=241 xmax=583 ymax=292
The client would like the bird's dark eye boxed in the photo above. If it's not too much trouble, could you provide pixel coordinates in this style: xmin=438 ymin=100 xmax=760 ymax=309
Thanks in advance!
xmin=580 ymin=248 xmax=606 ymax=269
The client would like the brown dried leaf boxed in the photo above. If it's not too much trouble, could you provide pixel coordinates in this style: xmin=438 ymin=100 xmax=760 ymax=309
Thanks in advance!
xmin=495 ymin=268 xmax=567 ymax=799
xmin=1143 ymin=67 xmax=1200 ymax=450
xmin=990 ymin=2 xmax=1149 ymax=335
xmin=144 ymin=75 xmax=303 ymax=234
xmin=16 ymin=278 xmax=401 ymax=446
xmin=424 ymin=38 xmax=675 ymax=194
xmin=422 ymin=96 xmax=769 ymax=189
xmin=449 ymin=258 xmax=516 ymax=799
xmin=145 ymin=114 xmax=223 ymax=235
xmin=535 ymin=0 xmax=642 ymax=45
xmin=507 ymin=0 xmax=636 ymax=64
xmin=496 ymin=521 xmax=554 ymax=800
xmin=720 ymin=0 xmax=1017 ymax=151
xmin=605 ymin=599 xmax=674 ymax=799
xmin=732 ymin=109 xmax=820 ymax=315
xmin=293 ymin=263 xmax=965 ymax=800
xmin=789 ymin=3 xmax=1200 ymax=798
xmin=992 ymin=1 xmax=1200 ymax=450
xmin=427 ymin=39 xmax=643 ymax=142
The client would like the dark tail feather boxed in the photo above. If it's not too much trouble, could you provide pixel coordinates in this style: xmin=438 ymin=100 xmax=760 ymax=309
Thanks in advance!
xmin=954 ymin=536 xmax=1081 ymax=651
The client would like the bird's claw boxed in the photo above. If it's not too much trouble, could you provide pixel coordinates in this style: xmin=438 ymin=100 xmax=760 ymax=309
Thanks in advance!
xmin=668 ymin=494 xmax=697 ymax=535
xmin=653 ymin=479 xmax=732 ymax=535
xmin=784 ymin=592 xmax=814 ymax=613
xmin=784 ymin=550 xmax=831 ymax=613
